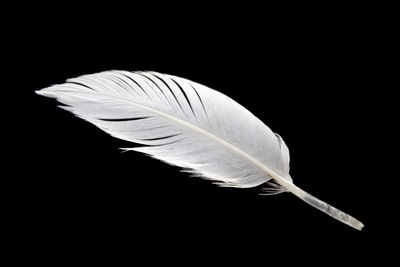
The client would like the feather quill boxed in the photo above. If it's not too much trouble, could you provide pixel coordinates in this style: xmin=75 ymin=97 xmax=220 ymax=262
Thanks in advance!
xmin=36 ymin=70 xmax=363 ymax=230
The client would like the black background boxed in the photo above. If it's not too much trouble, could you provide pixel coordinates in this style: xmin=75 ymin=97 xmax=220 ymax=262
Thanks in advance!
xmin=8 ymin=2 xmax=393 ymax=264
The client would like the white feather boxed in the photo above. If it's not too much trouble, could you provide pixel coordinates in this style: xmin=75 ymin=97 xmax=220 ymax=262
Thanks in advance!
xmin=36 ymin=70 xmax=363 ymax=230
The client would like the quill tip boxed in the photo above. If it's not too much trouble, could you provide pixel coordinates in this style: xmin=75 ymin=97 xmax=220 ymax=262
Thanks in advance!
xmin=353 ymin=220 xmax=364 ymax=231
xmin=345 ymin=213 xmax=364 ymax=231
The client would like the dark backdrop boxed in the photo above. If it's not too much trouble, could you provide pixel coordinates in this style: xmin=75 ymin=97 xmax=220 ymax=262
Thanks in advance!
xmin=9 ymin=2 xmax=388 ymax=264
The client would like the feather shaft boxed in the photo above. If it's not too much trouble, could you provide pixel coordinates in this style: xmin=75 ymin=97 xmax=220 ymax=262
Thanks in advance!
xmin=272 ymin=176 xmax=364 ymax=230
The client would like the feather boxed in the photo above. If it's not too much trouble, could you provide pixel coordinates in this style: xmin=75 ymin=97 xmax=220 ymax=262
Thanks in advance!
xmin=36 ymin=70 xmax=364 ymax=230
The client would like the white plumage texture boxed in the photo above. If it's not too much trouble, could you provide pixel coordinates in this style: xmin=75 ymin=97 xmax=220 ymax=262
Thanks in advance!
xmin=38 ymin=70 xmax=291 ymax=189
xmin=37 ymin=70 xmax=363 ymax=230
